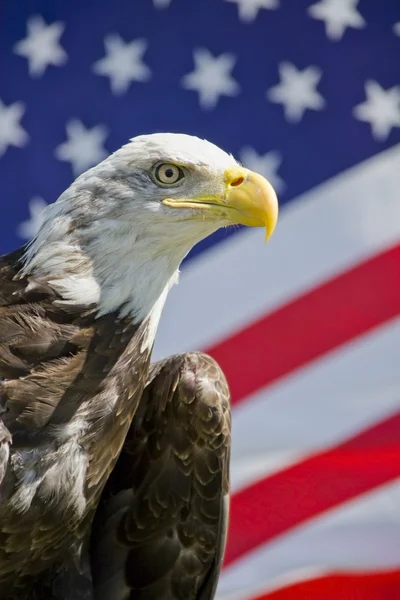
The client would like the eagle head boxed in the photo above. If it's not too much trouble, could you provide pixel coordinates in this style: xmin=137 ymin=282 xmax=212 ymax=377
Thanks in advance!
xmin=23 ymin=133 xmax=278 ymax=322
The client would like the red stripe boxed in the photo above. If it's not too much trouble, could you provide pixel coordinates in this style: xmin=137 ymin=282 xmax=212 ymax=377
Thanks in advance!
xmin=224 ymin=411 xmax=400 ymax=567
xmin=251 ymin=570 xmax=400 ymax=600
xmin=254 ymin=571 xmax=400 ymax=600
xmin=206 ymin=244 xmax=400 ymax=405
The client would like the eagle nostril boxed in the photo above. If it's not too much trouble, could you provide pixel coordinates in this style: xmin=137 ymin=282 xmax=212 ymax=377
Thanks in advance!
xmin=230 ymin=176 xmax=245 ymax=188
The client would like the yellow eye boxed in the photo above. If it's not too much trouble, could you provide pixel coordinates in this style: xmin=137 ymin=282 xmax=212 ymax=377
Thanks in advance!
xmin=154 ymin=163 xmax=184 ymax=185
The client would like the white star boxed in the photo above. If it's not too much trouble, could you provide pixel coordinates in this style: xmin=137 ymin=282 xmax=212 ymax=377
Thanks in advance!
xmin=55 ymin=119 xmax=108 ymax=176
xmin=224 ymin=0 xmax=279 ymax=23
xmin=153 ymin=0 xmax=172 ymax=7
xmin=0 ymin=99 xmax=29 ymax=156
xmin=13 ymin=15 xmax=67 ymax=77
xmin=93 ymin=34 xmax=151 ymax=96
xmin=353 ymin=80 xmax=400 ymax=141
xmin=181 ymin=49 xmax=240 ymax=110
xmin=394 ymin=22 xmax=400 ymax=37
xmin=17 ymin=197 xmax=48 ymax=240
xmin=308 ymin=0 xmax=365 ymax=41
xmin=267 ymin=62 xmax=325 ymax=122
xmin=239 ymin=147 xmax=285 ymax=193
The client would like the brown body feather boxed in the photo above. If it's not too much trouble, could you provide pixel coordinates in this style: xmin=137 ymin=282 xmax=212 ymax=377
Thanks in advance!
xmin=0 ymin=251 xmax=232 ymax=600
xmin=0 ymin=250 xmax=152 ymax=599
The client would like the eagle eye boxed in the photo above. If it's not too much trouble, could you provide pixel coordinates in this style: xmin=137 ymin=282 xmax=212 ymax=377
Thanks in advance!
xmin=154 ymin=163 xmax=184 ymax=186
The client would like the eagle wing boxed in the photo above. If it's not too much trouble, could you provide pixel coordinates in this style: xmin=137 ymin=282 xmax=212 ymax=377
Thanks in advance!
xmin=91 ymin=352 xmax=231 ymax=600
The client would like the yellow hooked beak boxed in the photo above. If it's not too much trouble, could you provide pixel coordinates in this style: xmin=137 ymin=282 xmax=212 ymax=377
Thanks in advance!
xmin=162 ymin=167 xmax=278 ymax=241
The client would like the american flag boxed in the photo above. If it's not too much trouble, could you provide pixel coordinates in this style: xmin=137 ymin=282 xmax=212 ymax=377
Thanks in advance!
xmin=1 ymin=0 xmax=400 ymax=597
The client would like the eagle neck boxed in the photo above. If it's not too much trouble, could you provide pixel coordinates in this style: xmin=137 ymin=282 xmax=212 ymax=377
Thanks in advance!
xmin=22 ymin=220 xmax=191 ymax=325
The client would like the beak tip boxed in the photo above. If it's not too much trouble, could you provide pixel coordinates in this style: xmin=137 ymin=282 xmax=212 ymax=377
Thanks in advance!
xmin=264 ymin=190 xmax=279 ymax=243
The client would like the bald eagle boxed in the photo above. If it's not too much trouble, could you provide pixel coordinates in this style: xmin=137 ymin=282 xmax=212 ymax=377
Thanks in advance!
xmin=0 ymin=133 xmax=278 ymax=600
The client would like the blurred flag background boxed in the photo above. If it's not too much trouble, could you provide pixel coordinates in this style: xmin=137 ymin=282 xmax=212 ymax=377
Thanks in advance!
xmin=1 ymin=0 xmax=400 ymax=597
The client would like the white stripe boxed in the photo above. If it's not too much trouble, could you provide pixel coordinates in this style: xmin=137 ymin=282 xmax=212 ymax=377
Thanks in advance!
xmin=217 ymin=478 xmax=400 ymax=600
xmin=230 ymin=317 xmax=400 ymax=492
xmin=154 ymin=144 xmax=400 ymax=359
